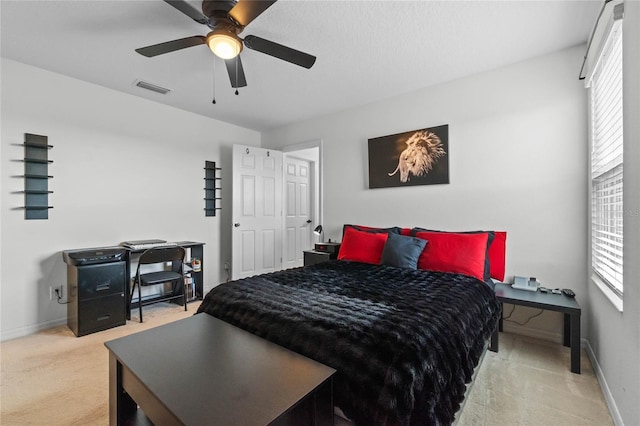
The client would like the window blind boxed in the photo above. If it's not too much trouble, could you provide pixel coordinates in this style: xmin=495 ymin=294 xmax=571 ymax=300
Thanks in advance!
xmin=590 ymin=22 xmax=623 ymax=298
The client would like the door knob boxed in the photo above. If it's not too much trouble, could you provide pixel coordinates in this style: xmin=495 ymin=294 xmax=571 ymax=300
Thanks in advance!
xmin=234 ymin=223 xmax=240 ymax=227
xmin=306 ymin=219 xmax=312 ymax=224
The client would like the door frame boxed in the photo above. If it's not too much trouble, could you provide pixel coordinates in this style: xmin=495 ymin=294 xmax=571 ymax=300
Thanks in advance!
xmin=281 ymin=139 xmax=323 ymax=246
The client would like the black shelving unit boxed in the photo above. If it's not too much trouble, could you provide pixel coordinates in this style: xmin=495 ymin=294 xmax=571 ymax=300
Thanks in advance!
xmin=22 ymin=133 xmax=53 ymax=220
xmin=204 ymin=160 xmax=222 ymax=217
xmin=124 ymin=242 xmax=205 ymax=319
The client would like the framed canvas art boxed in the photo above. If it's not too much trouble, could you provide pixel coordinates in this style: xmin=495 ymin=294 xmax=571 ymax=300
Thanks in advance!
xmin=368 ymin=124 xmax=449 ymax=189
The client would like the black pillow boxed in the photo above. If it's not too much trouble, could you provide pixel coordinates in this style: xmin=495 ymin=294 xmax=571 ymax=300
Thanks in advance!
xmin=342 ymin=224 xmax=401 ymax=239
xmin=381 ymin=232 xmax=428 ymax=269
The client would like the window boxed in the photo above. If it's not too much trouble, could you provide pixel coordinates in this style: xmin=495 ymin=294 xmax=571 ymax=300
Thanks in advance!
xmin=590 ymin=18 xmax=623 ymax=307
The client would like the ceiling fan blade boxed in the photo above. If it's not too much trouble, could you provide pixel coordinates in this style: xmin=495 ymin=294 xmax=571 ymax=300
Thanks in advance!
xmin=163 ymin=0 xmax=209 ymax=25
xmin=243 ymin=35 xmax=316 ymax=69
xmin=225 ymin=56 xmax=248 ymax=88
xmin=229 ymin=0 xmax=277 ymax=27
xmin=135 ymin=36 xmax=207 ymax=57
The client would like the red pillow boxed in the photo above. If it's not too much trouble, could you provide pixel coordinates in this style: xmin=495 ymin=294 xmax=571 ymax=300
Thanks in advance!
xmin=338 ymin=226 xmax=389 ymax=264
xmin=489 ymin=231 xmax=507 ymax=281
xmin=413 ymin=231 xmax=489 ymax=281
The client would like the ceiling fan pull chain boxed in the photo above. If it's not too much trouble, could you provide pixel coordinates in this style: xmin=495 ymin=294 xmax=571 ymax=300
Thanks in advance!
xmin=212 ymin=56 xmax=217 ymax=104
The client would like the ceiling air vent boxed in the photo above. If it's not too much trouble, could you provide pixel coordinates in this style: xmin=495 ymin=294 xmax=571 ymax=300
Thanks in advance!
xmin=134 ymin=80 xmax=171 ymax=95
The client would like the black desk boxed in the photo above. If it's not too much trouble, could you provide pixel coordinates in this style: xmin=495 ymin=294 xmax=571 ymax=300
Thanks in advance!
xmin=492 ymin=283 xmax=582 ymax=374
xmin=105 ymin=314 xmax=335 ymax=425
xmin=124 ymin=241 xmax=205 ymax=320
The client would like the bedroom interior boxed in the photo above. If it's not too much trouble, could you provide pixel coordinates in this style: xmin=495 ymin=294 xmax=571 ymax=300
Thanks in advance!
xmin=1 ymin=1 xmax=638 ymax=425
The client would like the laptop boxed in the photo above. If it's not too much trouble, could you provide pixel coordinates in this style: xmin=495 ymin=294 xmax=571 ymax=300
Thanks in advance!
xmin=120 ymin=239 xmax=166 ymax=248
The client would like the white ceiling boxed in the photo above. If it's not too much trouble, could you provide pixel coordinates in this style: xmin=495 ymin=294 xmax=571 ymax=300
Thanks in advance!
xmin=1 ymin=0 xmax=601 ymax=131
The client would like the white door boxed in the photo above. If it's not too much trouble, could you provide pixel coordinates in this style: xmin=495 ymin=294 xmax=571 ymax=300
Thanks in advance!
xmin=232 ymin=145 xmax=283 ymax=280
xmin=283 ymin=156 xmax=313 ymax=269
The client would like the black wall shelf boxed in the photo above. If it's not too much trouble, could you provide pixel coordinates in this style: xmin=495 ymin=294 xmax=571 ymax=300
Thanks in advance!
xmin=23 ymin=174 xmax=54 ymax=179
xmin=204 ymin=161 xmax=222 ymax=217
xmin=23 ymin=159 xmax=53 ymax=164
xmin=23 ymin=133 xmax=53 ymax=220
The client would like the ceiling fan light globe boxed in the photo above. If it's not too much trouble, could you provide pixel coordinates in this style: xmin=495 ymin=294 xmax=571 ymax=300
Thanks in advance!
xmin=207 ymin=32 xmax=243 ymax=59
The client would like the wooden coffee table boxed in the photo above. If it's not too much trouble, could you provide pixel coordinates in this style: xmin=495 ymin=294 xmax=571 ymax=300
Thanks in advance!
xmin=105 ymin=314 xmax=336 ymax=425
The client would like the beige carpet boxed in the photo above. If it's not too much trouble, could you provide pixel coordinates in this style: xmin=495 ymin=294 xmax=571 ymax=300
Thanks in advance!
xmin=1 ymin=303 xmax=613 ymax=425
xmin=456 ymin=334 xmax=613 ymax=426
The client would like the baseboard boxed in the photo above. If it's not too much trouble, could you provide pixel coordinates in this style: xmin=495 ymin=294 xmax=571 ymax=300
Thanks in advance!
xmin=0 ymin=317 xmax=67 ymax=342
xmin=502 ymin=322 xmax=592 ymax=349
xmin=502 ymin=321 xmax=564 ymax=344
xmin=584 ymin=341 xmax=624 ymax=426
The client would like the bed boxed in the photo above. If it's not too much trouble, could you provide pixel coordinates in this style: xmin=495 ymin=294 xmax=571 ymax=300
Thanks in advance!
xmin=196 ymin=225 xmax=503 ymax=425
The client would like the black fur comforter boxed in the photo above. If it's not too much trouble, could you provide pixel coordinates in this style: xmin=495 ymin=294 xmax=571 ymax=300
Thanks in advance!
xmin=197 ymin=261 xmax=501 ymax=425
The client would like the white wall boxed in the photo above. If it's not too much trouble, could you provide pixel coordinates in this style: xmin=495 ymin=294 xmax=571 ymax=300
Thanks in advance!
xmin=263 ymin=46 xmax=588 ymax=343
xmin=586 ymin=2 xmax=640 ymax=425
xmin=0 ymin=59 xmax=260 ymax=340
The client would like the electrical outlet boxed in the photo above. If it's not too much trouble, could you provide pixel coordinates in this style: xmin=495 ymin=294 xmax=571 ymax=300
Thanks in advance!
xmin=50 ymin=285 xmax=63 ymax=301
xmin=224 ymin=261 xmax=230 ymax=271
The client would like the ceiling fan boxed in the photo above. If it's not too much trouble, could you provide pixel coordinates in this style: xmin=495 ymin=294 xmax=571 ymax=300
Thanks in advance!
xmin=135 ymin=0 xmax=316 ymax=89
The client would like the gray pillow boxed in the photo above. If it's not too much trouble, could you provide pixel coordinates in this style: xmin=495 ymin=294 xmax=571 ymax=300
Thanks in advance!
xmin=381 ymin=232 xmax=428 ymax=269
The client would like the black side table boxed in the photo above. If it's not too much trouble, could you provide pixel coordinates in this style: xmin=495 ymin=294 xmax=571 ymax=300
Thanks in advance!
xmin=303 ymin=243 xmax=341 ymax=266
xmin=303 ymin=250 xmax=331 ymax=266
xmin=491 ymin=283 xmax=582 ymax=374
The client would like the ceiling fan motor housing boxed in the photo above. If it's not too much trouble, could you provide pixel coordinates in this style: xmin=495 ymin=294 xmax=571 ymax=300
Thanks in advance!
xmin=203 ymin=0 xmax=237 ymax=15
xmin=203 ymin=0 xmax=243 ymax=30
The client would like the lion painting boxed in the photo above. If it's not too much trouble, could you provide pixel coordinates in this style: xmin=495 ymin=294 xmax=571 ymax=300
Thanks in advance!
xmin=388 ymin=130 xmax=446 ymax=183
